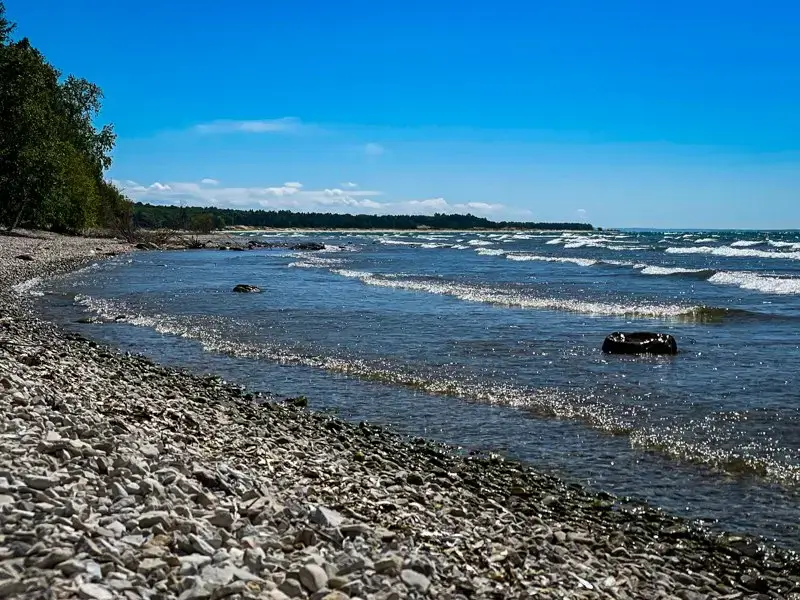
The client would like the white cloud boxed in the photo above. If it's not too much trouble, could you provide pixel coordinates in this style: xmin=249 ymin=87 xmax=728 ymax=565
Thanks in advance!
xmin=577 ymin=208 xmax=587 ymax=216
xmin=260 ymin=183 xmax=304 ymax=197
xmin=201 ymin=178 xmax=219 ymax=185
xmin=193 ymin=117 xmax=303 ymax=134
xmin=364 ymin=143 xmax=385 ymax=156
xmin=342 ymin=182 xmax=359 ymax=188
xmin=117 ymin=179 xmax=513 ymax=217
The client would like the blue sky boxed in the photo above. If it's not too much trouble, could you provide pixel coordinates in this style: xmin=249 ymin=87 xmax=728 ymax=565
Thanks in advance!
xmin=8 ymin=0 xmax=800 ymax=228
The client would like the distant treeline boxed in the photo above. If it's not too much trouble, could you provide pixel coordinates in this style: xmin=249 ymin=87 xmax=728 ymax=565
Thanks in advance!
xmin=132 ymin=203 xmax=593 ymax=232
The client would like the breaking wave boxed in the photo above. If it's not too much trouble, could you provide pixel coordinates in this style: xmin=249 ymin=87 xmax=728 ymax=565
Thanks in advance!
xmin=330 ymin=269 xmax=745 ymax=321
xmin=637 ymin=266 xmax=715 ymax=278
xmin=506 ymin=254 xmax=599 ymax=267
xmin=287 ymin=256 xmax=347 ymax=269
xmin=708 ymin=272 xmax=800 ymax=295
xmin=666 ymin=246 xmax=800 ymax=260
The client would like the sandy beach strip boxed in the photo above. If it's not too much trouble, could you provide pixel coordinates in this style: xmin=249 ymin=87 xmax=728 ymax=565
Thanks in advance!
xmin=1 ymin=231 xmax=798 ymax=599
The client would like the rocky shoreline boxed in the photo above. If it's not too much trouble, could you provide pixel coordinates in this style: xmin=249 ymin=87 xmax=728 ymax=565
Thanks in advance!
xmin=1 ymin=232 xmax=799 ymax=599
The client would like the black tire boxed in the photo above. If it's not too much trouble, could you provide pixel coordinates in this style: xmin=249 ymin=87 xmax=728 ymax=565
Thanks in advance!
xmin=602 ymin=332 xmax=678 ymax=355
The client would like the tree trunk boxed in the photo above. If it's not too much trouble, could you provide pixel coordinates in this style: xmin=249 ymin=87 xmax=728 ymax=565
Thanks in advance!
xmin=9 ymin=190 xmax=28 ymax=231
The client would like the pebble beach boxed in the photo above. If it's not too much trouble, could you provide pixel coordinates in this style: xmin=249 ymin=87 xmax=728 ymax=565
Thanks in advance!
xmin=1 ymin=232 xmax=799 ymax=600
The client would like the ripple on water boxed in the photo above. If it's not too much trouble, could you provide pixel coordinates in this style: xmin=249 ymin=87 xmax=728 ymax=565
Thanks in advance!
xmin=68 ymin=293 xmax=800 ymax=491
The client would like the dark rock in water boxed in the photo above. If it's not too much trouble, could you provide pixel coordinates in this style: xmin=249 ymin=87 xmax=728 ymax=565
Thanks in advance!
xmin=230 ymin=246 xmax=246 ymax=251
xmin=247 ymin=240 xmax=276 ymax=249
xmin=76 ymin=316 xmax=102 ymax=324
xmin=135 ymin=242 xmax=159 ymax=250
xmin=232 ymin=284 xmax=262 ymax=293
xmin=14 ymin=254 xmax=34 ymax=261
xmin=284 ymin=395 xmax=308 ymax=408
xmin=290 ymin=242 xmax=326 ymax=251
xmin=602 ymin=332 xmax=678 ymax=355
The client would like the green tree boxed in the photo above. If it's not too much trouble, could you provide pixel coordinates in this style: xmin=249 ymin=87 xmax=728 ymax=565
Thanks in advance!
xmin=189 ymin=213 xmax=215 ymax=234
xmin=57 ymin=75 xmax=115 ymax=178
xmin=0 ymin=38 xmax=65 ymax=230
xmin=0 ymin=2 xmax=14 ymax=45
xmin=0 ymin=3 xmax=123 ymax=233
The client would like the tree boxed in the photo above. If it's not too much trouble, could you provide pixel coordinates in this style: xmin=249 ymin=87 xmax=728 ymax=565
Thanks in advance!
xmin=189 ymin=213 xmax=215 ymax=234
xmin=0 ymin=38 xmax=65 ymax=230
xmin=0 ymin=2 xmax=14 ymax=45
xmin=57 ymin=75 xmax=115 ymax=177
xmin=0 ymin=3 xmax=123 ymax=233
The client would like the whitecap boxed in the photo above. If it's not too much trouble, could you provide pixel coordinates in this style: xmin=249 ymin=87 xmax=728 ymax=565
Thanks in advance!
xmin=638 ymin=266 xmax=709 ymax=276
xmin=708 ymin=272 xmax=800 ymax=295
xmin=665 ymin=246 xmax=800 ymax=260
xmin=506 ymin=254 xmax=597 ymax=267
xmin=768 ymin=240 xmax=800 ymax=250
xmin=331 ymin=270 xmax=702 ymax=319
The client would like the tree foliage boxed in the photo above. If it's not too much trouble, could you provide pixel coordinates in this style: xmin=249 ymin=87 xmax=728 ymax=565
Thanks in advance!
xmin=132 ymin=203 xmax=593 ymax=231
xmin=189 ymin=212 xmax=216 ymax=234
xmin=0 ymin=3 xmax=130 ymax=232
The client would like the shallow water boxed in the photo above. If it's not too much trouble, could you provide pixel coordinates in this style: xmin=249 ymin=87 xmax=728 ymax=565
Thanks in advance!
xmin=34 ymin=230 xmax=800 ymax=548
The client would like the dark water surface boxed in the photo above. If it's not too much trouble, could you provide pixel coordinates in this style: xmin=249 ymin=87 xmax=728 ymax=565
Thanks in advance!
xmin=30 ymin=230 xmax=800 ymax=548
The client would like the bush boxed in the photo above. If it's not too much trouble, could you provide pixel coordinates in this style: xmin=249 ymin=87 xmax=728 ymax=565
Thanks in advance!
xmin=189 ymin=213 xmax=215 ymax=234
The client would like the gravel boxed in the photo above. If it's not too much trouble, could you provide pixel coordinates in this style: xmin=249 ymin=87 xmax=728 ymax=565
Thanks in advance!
xmin=1 ymin=230 xmax=799 ymax=599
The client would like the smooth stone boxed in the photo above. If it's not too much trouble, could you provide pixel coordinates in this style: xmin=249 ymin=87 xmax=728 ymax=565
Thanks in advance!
xmin=78 ymin=583 xmax=115 ymax=600
xmin=24 ymin=475 xmax=59 ymax=490
xmin=138 ymin=558 xmax=167 ymax=573
xmin=374 ymin=555 xmax=403 ymax=575
xmin=400 ymin=569 xmax=431 ymax=593
xmin=58 ymin=559 xmax=88 ymax=575
xmin=140 ymin=444 xmax=159 ymax=458
xmin=207 ymin=508 xmax=235 ymax=529
xmin=310 ymin=506 xmax=344 ymax=528
xmin=278 ymin=578 xmax=304 ymax=598
xmin=188 ymin=534 xmax=217 ymax=557
xmin=299 ymin=563 xmax=329 ymax=592
xmin=139 ymin=511 xmax=172 ymax=529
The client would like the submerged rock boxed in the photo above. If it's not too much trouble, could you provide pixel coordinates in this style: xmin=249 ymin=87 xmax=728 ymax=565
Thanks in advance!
xmin=602 ymin=331 xmax=678 ymax=355
xmin=290 ymin=242 xmax=326 ymax=251
xmin=232 ymin=284 xmax=262 ymax=293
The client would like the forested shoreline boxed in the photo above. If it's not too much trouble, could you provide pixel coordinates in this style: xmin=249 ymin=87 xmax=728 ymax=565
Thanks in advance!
xmin=132 ymin=202 xmax=594 ymax=231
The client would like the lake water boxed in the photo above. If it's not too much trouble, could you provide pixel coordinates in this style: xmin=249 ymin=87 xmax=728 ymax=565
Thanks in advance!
xmin=34 ymin=229 xmax=800 ymax=548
